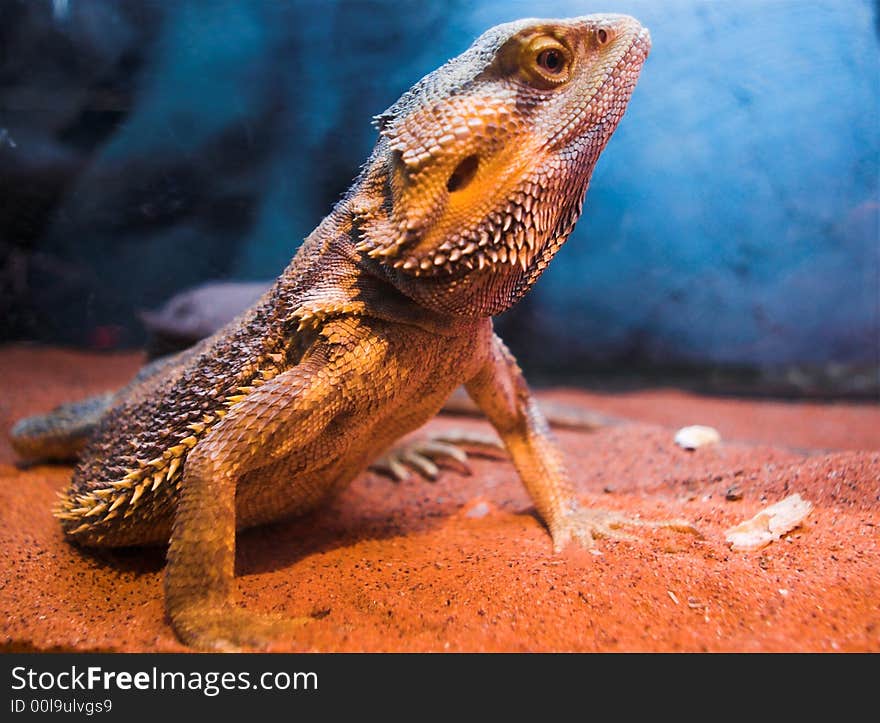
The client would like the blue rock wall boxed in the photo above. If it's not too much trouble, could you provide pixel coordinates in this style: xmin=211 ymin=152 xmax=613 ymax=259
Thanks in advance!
xmin=514 ymin=0 xmax=879 ymax=366
xmin=1 ymin=0 xmax=877 ymax=371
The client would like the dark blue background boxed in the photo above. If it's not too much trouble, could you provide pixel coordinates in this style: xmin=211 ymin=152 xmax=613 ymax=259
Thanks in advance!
xmin=1 ymin=0 xmax=877 ymax=380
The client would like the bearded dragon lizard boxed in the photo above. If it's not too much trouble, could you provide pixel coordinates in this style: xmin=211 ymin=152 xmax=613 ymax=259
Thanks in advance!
xmin=11 ymin=14 xmax=689 ymax=651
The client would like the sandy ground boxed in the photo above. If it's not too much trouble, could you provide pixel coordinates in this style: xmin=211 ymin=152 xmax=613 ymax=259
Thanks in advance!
xmin=0 ymin=345 xmax=877 ymax=652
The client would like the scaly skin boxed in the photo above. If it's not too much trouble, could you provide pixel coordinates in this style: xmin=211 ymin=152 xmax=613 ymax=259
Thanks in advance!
xmin=11 ymin=15 xmax=680 ymax=650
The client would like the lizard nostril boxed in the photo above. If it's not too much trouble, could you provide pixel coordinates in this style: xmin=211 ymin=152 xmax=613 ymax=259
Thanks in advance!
xmin=446 ymin=154 xmax=479 ymax=193
xmin=597 ymin=28 xmax=609 ymax=45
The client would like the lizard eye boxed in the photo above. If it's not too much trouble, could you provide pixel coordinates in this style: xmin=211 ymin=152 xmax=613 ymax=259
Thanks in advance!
xmin=524 ymin=37 xmax=571 ymax=87
xmin=597 ymin=28 xmax=609 ymax=45
xmin=536 ymin=48 xmax=564 ymax=74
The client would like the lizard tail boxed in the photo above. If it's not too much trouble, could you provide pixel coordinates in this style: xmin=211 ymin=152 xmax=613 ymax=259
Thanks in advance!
xmin=9 ymin=392 xmax=116 ymax=463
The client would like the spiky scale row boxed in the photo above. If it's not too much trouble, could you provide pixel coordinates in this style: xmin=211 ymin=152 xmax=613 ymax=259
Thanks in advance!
xmin=358 ymin=186 xmax=548 ymax=278
xmin=384 ymin=179 xmax=551 ymax=278
xmin=291 ymin=301 xmax=369 ymax=333
xmin=55 ymin=363 xmax=283 ymax=533
xmin=356 ymin=90 xmax=568 ymax=282
xmin=355 ymin=91 xmax=527 ymax=269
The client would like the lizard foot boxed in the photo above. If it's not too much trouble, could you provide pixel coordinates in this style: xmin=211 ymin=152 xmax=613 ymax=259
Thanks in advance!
xmin=171 ymin=604 xmax=311 ymax=652
xmin=551 ymin=506 xmax=699 ymax=553
xmin=370 ymin=429 xmax=506 ymax=482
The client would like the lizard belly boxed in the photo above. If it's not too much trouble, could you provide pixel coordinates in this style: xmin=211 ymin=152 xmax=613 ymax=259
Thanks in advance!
xmin=62 ymin=316 xmax=491 ymax=547
xmin=234 ymin=328 xmax=486 ymax=529
xmin=64 ymin=372 xmax=463 ymax=547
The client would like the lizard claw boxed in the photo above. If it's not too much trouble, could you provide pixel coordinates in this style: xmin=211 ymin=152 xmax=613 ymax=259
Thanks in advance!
xmin=432 ymin=429 xmax=507 ymax=457
xmin=171 ymin=604 xmax=312 ymax=652
xmin=551 ymin=506 xmax=699 ymax=552
xmin=370 ymin=429 xmax=506 ymax=482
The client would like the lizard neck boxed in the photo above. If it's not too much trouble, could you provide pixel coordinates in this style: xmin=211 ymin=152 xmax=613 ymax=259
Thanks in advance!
xmin=274 ymin=203 xmax=486 ymax=338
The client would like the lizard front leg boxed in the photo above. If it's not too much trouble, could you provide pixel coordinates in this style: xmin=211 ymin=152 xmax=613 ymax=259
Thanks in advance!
xmin=165 ymin=348 xmax=349 ymax=651
xmin=465 ymin=334 xmax=695 ymax=552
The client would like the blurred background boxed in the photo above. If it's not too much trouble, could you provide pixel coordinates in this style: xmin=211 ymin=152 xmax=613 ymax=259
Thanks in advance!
xmin=0 ymin=0 xmax=877 ymax=396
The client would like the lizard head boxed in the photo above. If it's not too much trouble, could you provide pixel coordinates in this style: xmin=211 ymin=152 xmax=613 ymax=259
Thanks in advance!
xmin=353 ymin=14 xmax=651 ymax=316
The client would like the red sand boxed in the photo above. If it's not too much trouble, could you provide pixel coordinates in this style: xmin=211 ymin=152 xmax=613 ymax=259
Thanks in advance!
xmin=0 ymin=345 xmax=877 ymax=652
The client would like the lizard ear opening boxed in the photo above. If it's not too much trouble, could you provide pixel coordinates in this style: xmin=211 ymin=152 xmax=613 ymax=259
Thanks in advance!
xmin=446 ymin=155 xmax=479 ymax=193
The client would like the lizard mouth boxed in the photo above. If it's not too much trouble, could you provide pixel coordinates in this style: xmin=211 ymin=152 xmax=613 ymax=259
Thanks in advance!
xmin=357 ymin=17 xmax=651 ymax=285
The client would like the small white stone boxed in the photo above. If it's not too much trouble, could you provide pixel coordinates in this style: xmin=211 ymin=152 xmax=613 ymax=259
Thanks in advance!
xmin=674 ymin=425 xmax=721 ymax=450
xmin=465 ymin=501 xmax=491 ymax=519
xmin=724 ymin=494 xmax=813 ymax=551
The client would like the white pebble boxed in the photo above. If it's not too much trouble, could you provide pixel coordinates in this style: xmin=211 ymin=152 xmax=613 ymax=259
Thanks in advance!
xmin=674 ymin=425 xmax=721 ymax=450
xmin=465 ymin=501 xmax=491 ymax=519
xmin=725 ymin=494 xmax=813 ymax=551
